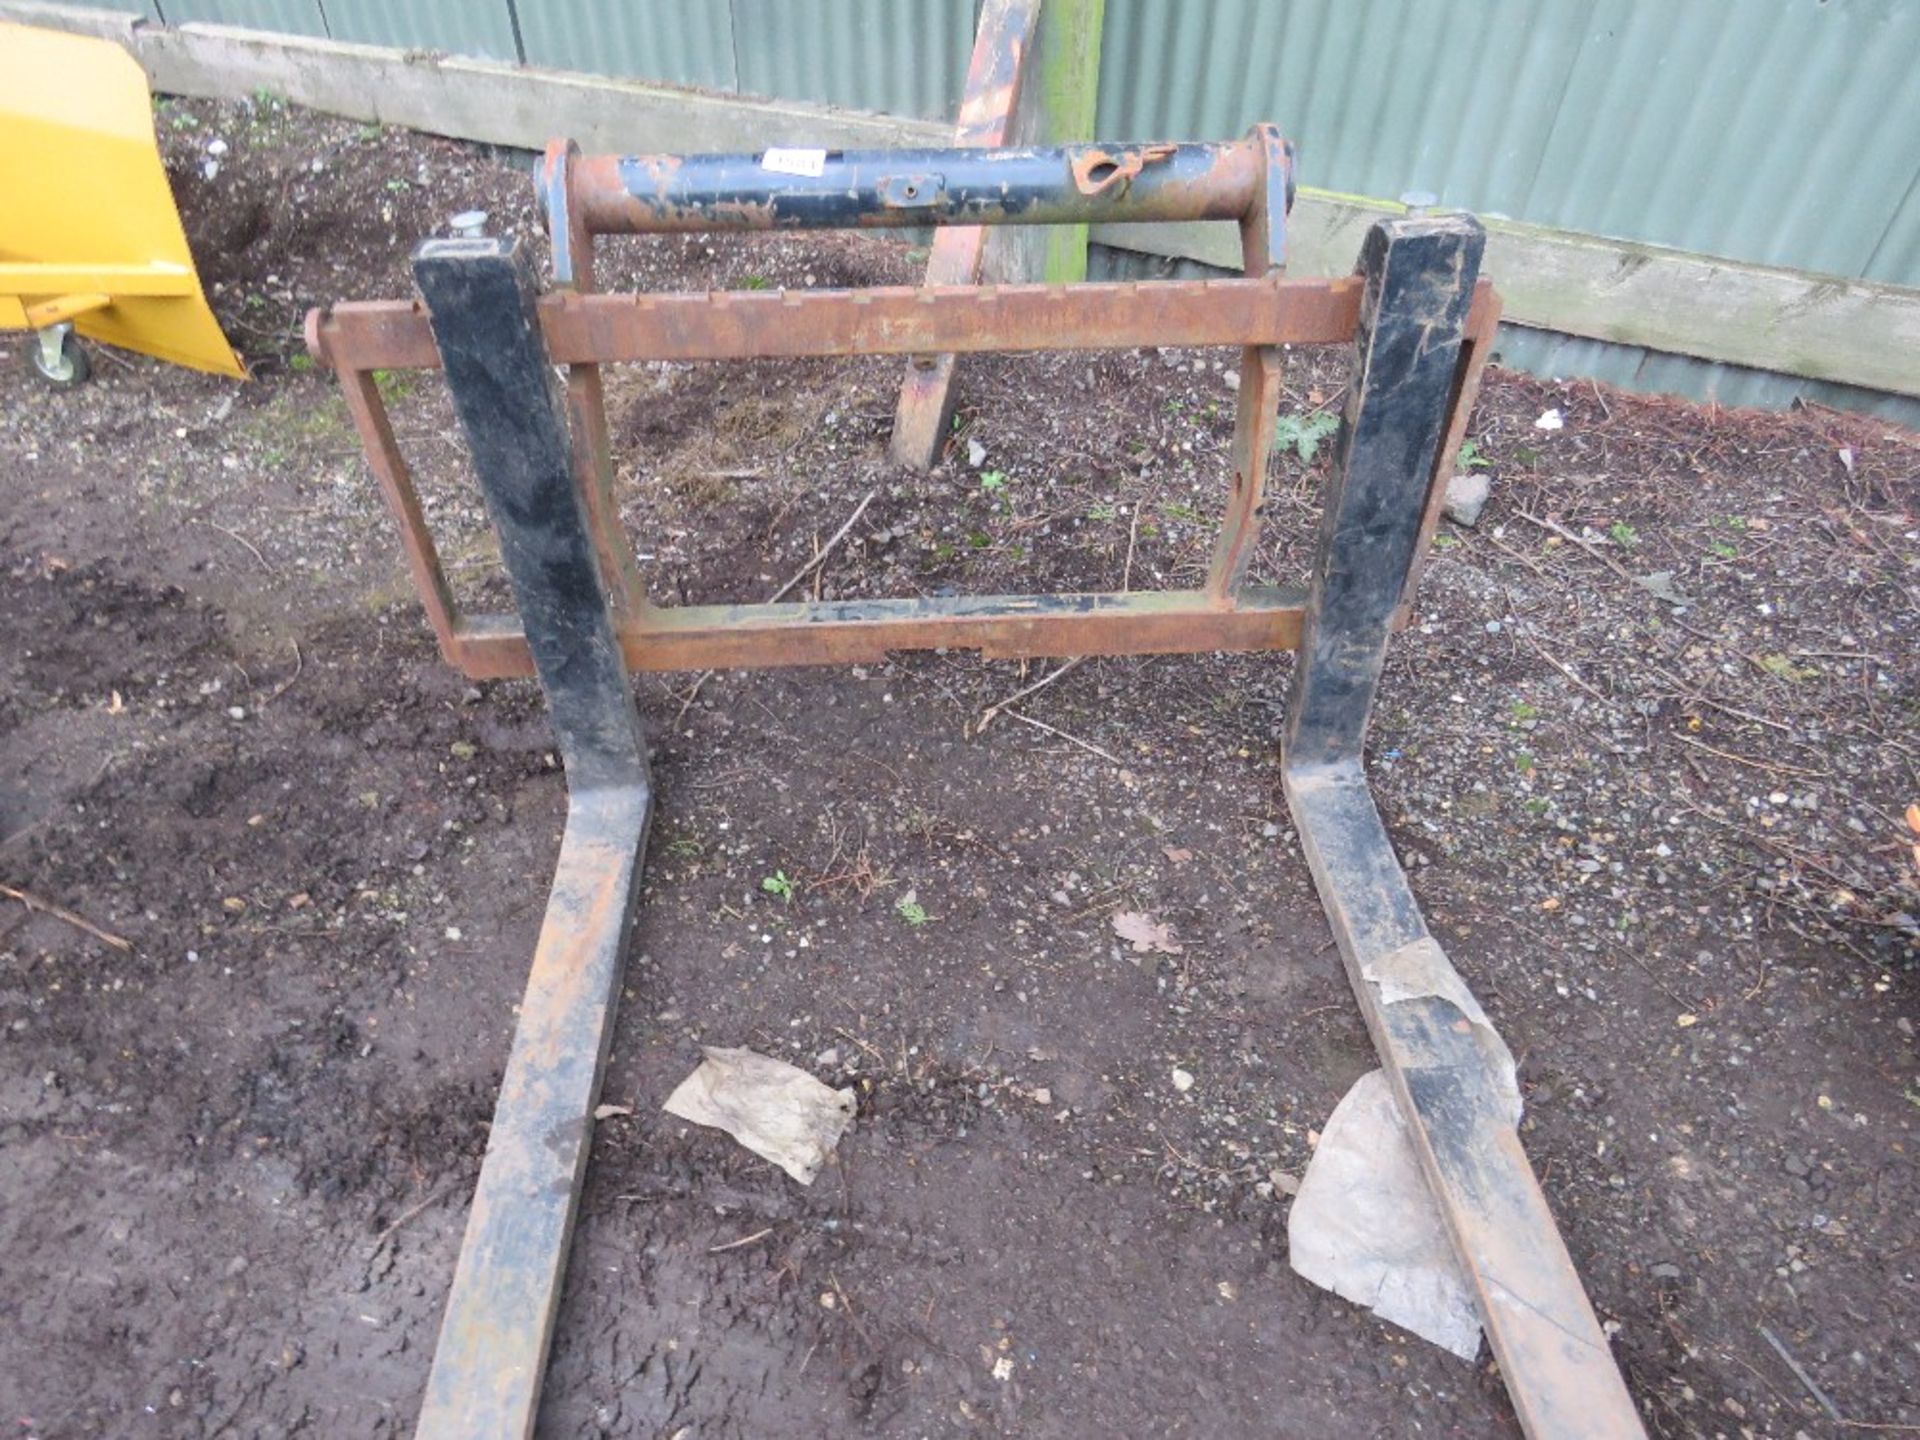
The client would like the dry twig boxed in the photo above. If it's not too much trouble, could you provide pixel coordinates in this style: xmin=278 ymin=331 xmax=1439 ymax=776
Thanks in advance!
xmin=707 ymin=1226 xmax=775 ymax=1254
xmin=1514 ymin=509 xmax=1640 ymax=586
xmin=978 ymin=656 xmax=1085 ymax=732
xmin=367 ymin=1184 xmax=454 ymax=1257
xmin=1671 ymin=733 xmax=1827 ymax=779
xmin=1002 ymin=709 xmax=1124 ymax=766
xmin=0 ymin=884 xmax=131 ymax=952
xmin=194 ymin=519 xmax=272 ymax=573
xmin=265 ymin=640 xmax=304 ymax=704
xmin=676 ymin=490 xmax=875 ymax=723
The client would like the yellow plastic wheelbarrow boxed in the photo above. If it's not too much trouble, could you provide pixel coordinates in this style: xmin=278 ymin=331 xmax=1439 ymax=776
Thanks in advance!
xmin=1 ymin=21 xmax=243 ymax=386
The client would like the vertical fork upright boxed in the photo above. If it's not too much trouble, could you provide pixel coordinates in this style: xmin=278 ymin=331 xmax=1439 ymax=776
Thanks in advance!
xmin=409 ymin=236 xmax=654 ymax=1440
xmin=1284 ymin=214 xmax=1646 ymax=1440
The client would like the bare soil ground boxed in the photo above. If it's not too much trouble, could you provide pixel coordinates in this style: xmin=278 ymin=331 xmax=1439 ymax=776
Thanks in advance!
xmin=2 ymin=98 xmax=1915 ymax=1439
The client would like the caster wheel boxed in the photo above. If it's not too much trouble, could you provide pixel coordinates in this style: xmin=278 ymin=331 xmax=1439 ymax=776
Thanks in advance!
xmin=32 ymin=326 xmax=91 ymax=388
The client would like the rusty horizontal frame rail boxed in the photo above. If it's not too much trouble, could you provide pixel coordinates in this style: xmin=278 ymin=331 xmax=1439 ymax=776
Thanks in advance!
xmin=305 ymin=269 xmax=1492 ymax=682
xmin=307 ymin=273 xmax=1372 ymax=368
xmin=448 ymin=587 xmax=1306 ymax=679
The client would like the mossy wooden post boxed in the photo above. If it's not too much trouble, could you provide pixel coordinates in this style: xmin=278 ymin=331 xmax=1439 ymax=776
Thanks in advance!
xmin=889 ymin=0 xmax=1043 ymax=470
xmin=1037 ymin=0 xmax=1105 ymax=284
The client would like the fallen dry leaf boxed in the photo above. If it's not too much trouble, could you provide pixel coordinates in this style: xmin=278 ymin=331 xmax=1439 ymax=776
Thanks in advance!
xmin=1162 ymin=846 xmax=1194 ymax=866
xmin=1113 ymin=910 xmax=1183 ymax=954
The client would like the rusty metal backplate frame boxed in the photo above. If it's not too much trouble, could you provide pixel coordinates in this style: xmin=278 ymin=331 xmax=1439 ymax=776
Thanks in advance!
xmin=306 ymin=270 xmax=1499 ymax=680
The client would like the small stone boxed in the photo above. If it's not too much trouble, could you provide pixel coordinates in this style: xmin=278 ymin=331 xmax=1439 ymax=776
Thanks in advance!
xmin=1443 ymin=470 xmax=1491 ymax=526
xmin=967 ymin=437 xmax=987 ymax=468
xmin=1031 ymin=1087 xmax=1052 ymax=1106
xmin=1170 ymin=1067 xmax=1195 ymax=1093
xmin=1650 ymin=1262 xmax=1682 ymax=1281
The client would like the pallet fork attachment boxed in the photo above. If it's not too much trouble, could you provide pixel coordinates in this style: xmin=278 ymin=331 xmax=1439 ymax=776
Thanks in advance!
xmin=309 ymin=128 xmax=1644 ymax=1439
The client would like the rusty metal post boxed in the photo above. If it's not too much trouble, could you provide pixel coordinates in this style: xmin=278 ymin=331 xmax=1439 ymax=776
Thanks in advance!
xmin=889 ymin=0 xmax=1042 ymax=471
xmin=538 ymin=138 xmax=648 ymax=626
xmin=1282 ymin=214 xmax=1646 ymax=1440
xmin=1395 ymin=283 xmax=1504 ymax=626
xmin=1207 ymin=125 xmax=1296 ymax=601
xmin=409 ymin=236 xmax=653 ymax=1440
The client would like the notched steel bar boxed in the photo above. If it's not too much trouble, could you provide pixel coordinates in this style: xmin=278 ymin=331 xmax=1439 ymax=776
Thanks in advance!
xmin=308 ymin=274 xmax=1366 ymax=370
xmin=409 ymin=236 xmax=654 ymax=1440
xmin=1283 ymin=215 xmax=1645 ymax=1440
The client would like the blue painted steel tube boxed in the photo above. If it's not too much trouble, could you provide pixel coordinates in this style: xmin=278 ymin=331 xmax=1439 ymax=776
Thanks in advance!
xmin=561 ymin=133 xmax=1281 ymax=234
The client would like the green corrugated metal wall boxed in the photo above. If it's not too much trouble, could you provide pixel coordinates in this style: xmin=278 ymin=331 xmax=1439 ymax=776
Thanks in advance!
xmin=61 ymin=0 xmax=1920 ymax=419
xmin=1091 ymin=0 xmax=1920 ymax=421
